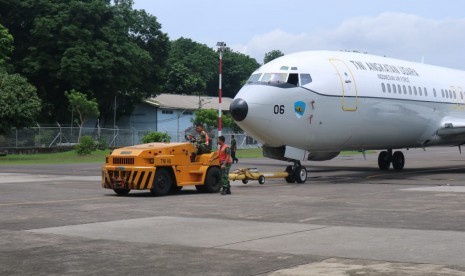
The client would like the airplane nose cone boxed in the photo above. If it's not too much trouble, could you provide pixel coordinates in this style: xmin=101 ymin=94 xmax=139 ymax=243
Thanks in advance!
xmin=230 ymin=98 xmax=248 ymax=122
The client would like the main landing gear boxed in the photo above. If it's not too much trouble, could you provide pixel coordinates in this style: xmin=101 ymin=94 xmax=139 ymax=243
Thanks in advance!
xmin=285 ymin=161 xmax=307 ymax=183
xmin=378 ymin=149 xmax=405 ymax=170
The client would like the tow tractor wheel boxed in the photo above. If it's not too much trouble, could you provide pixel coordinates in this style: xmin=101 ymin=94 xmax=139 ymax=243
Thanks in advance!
xmin=285 ymin=165 xmax=295 ymax=183
xmin=258 ymin=175 xmax=265 ymax=185
xmin=198 ymin=167 xmax=222 ymax=193
xmin=151 ymin=168 xmax=172 ymax=196
xmin=294 ymin=166 xmax=307 ymax=183
xmin=377 ymin=151 xmax=391 ymax=170
xmin=113 ymin=188 xmax=130 ymax=196
xmin=392 ymin=151 xmax=405 ymax=170
xmin=242 ymin=179 xmax=248 ymax=184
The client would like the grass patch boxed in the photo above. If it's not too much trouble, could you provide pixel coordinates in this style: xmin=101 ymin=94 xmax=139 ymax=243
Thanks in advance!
xmin=0 ymin=147 xmax=374 ymax=165
xmin=236 ymin=147 xmax=263 ymax=158
xmin=0 ymin=150 xmax=110 ymax=165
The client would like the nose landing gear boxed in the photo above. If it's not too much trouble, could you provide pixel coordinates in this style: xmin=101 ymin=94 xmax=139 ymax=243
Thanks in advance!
xmin=285 ymin=161 xmax=307 ymax=183
xmin=377 ymin=149 xmax=405 ymax=170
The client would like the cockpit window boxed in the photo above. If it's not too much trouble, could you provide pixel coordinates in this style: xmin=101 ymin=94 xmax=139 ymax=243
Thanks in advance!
xmin=246 ymin=73 xmax=262 ymax=84
xmin=300 ymin=74 xmax=312 ymax=85
xmin=245 ymin=71 xmax=312 ymax=88
xmin=261 ymin=73 xmax=288 ymax=83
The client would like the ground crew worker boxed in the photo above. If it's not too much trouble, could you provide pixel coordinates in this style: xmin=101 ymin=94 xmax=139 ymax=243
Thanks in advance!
xmin=210 ymin=135 xmax=232 ymax=195
xmin=231 ymin=134 xmax=238 ymax=163
xmin=195 ymin=123 xmax=210 ymax=154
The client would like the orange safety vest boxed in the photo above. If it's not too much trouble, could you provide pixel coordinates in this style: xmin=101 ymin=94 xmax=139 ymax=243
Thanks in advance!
xmin=218 ymin=143 xmax=232 ymax=164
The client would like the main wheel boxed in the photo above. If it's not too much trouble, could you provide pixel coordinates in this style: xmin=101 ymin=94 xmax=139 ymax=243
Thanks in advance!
xmin=392 ymin=151 xmax=405 ymax=170
xmin=150 ymin=168 xmax=172 ymax=196
xmin=285 ymin=165 xmax=295 ymax=183
xmin=258 ymin=175 xmax=265 ymax=185
xmin=294 ymin=166 xmax=307 ymax=183
xmin=202 ymin=167 xmax=222 ymax=193
xmin=378 ymin=151 xmax=391 ymax=170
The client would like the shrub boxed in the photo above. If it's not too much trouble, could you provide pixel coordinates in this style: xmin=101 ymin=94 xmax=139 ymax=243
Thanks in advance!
xmin=95 ymin=137 xmax=106 ymax=150
xmin=75 ymin=135 xmax=95 ymax=155
xmin=141 ymin=131 xmax=170 ymax=143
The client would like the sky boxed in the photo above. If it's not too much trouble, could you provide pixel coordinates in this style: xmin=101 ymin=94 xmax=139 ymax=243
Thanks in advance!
xmin=133 ymin=0 xmax=465 ymax=70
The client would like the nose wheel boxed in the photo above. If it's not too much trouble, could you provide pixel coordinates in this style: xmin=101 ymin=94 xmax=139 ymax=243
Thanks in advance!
xmin=285 ymin=162 xmax=307 ymax=183
xmin=377 ymin=150 xmax=405 ymax=170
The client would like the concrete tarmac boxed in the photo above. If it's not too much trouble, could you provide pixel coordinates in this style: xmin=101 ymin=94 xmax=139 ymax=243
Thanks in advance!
xmin=1 ymin=148 xmax=465 ymax=275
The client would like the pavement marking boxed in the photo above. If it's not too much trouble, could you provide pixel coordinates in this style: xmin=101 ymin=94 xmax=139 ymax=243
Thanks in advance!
xmin=27 ymin=216 xmax=465 ymax=266
xmin=0 ymin=197 xmax=113 ymax=207
xmin=269 ymin=258 xmax=465 ymax=276
xmin=0 ymin=173 xmax=100 ymax=183
xmin=401 ymin=186 xmax=465 ymax=193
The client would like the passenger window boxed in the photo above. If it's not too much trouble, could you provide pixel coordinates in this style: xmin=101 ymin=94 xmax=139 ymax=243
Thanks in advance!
xmin=413 ymin=87 xmax=417 ymax=95
xmin=418 ymin=87 xmax=422 ymax=96
xmin=433 ymin=88 xmax=436 ymax=97
xmin=403 ymin=85 xmax=407 ymax=94
xmin=300 ymin=74 xmax=312 ymax=85
xmin=387 ymin=83 xmax=391 ymax=93
xmin=392 ymin=84 xmax=397 ymax=94
xmin=408 ymin=86 xmax=412 ymax=95
xmin=424 ymin=87 xmax=428 ymax=97
xmin=441 ymin=89 xmax=444 ymax=98
xmin=381 ymin=83 xmax=386 ymax=93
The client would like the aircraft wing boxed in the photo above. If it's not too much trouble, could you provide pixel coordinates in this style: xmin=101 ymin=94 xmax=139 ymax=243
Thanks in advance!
xmin=436 ymin=117 xmax=465 ymax=136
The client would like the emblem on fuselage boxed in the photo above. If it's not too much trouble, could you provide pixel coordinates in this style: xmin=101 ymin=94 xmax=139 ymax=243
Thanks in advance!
xmin=294 ymin=101 xmax=306 ymax=118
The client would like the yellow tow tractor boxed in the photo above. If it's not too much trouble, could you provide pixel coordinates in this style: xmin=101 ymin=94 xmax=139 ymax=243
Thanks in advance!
xmin=102 ymin=138 xmax=221 ymax=196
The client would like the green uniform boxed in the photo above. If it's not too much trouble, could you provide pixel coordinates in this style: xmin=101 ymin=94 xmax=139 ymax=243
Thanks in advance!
xmin=197 ymin=130 xmax=210 ymax=154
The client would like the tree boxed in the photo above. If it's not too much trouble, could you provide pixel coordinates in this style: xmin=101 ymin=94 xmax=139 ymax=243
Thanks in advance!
xmin=164 ymin=38 xmax=260 ymax=100
xmin=65 ymin=89 xmax=99 ymax=142
xmin=192 ymin=109 xmax=240 ymax=134
xmin=141 ymin=131 xmax=170 ymax=143
xmin=0 ymin=0 xmax=169 ymax=124
xmin=0 ymin=24 xmax=13 ymax=69
xmin=164 ymin=38 xmax=216 ymax=96
xmin=0 ymin=73 xmax=41 ymax=134
xmin=218 ymin=49 xmax=260 ymax=98
xmin=164 ymin=62 xmax=205 ymax=94
xmin=264 ymin=50 xmax=285 ymax=64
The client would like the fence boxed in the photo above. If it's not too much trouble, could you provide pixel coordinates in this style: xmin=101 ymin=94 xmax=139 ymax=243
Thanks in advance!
xmin=0 ymin=126 xmax=260 ymax=150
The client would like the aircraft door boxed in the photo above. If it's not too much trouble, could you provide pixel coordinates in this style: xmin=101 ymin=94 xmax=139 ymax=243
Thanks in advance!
xmin=329 ymin=59 xmax=358 ymax=111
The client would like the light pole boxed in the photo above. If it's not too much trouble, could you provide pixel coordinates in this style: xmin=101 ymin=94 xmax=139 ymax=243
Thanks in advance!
xmin=216 ymin=41 xmax=226 ymax=137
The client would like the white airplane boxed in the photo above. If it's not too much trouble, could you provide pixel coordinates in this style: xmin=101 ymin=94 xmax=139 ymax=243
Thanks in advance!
xmin=229 ymin=50 xmax=465 ymax=183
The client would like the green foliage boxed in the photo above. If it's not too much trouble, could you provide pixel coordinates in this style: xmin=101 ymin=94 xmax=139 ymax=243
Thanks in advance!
xmin=74 ymin=135 xmax=95 ymax=155
xmin=1 ymin=0 xmax=169 ymax=124
xmin=0 ymin=24 xmax=13 ymax=68
xmin=95 ymin=136 xmax=107 ymax=150
xmin=65 ymin=89 xmax=99 ymax=141
xmin=141 ymin=131 xmax=170 ymax=143
xmin=219 ymin=49 xmax=260 ymax=98
xmin=192 ymin=109 xmax=240 ymax=132
xmin=164 ymin=38 xmax=216 ymax=96
xmin=264 ymin=50 xmax=285 ymax=64
xmin=165 ymin=38 xmax=260 ymax=99
xmin=0 ymin=73 xmax=41 ymax=134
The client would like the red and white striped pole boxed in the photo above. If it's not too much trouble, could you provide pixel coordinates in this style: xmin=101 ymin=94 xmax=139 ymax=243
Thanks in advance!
xmin=217 ymin=42 xmax=226 ymax=137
